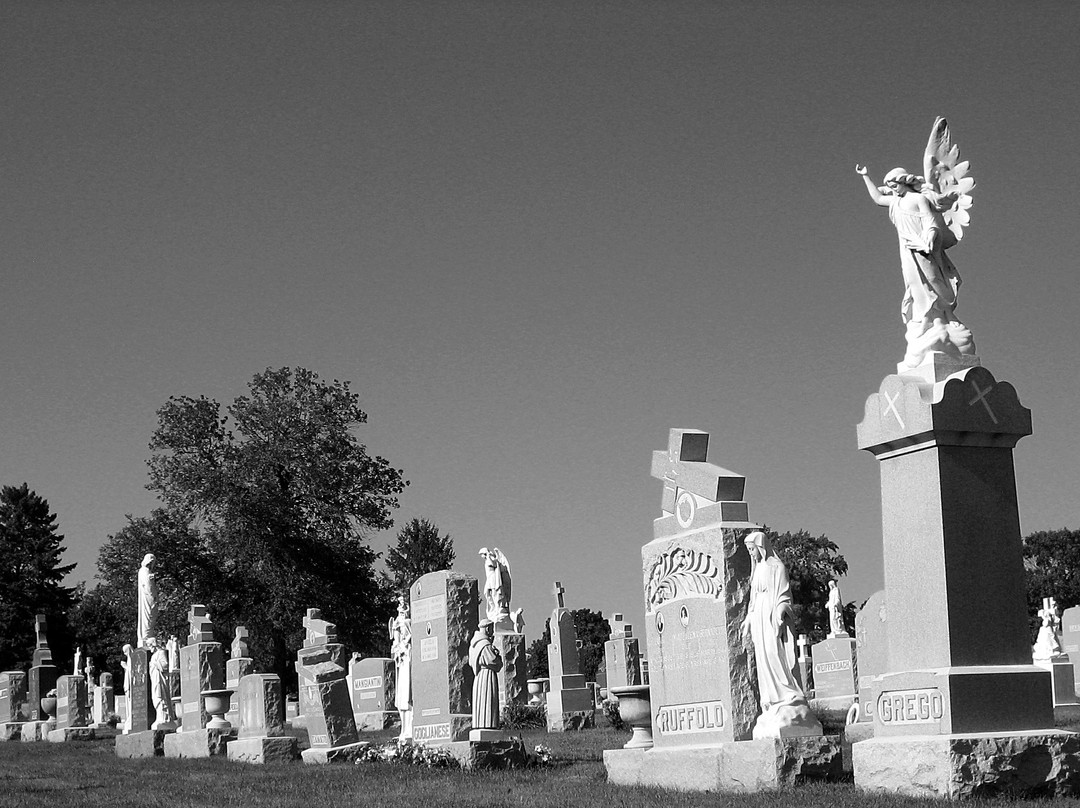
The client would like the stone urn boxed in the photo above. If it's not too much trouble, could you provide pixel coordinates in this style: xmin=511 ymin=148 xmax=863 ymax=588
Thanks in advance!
xmin=40 ymin=695 xmax=57 ymax=722
xmin=610 ymin=685 xmax=653 ymax=749
xmin=201 ymin=689 xmax=233 ymax=731
xmin=527 ymin=679 xmax=544 ymax=705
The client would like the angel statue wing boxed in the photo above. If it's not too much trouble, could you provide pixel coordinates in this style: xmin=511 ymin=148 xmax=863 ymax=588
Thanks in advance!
xmin=922 ymin=116 xmax=975 ymax=242
xmin=494 ymin=547 xmax=511 ymax=607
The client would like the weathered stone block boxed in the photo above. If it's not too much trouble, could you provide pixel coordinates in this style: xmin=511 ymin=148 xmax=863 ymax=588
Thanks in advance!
xmin=853 ymin=732 xmax=1080 ymax=798
xmin=300 ymin=740 xmax=367 ymax=764
xmin=179 ymin=642 xmax=224 ymax=731
xmin=494 ymin=634 xmax=528 ymax=707
xmin=0 ymin=671 xmax=27 ymax=723
xmin=227 ymin=735 xmax=299 ymax=763
xmin=1 ymin=722 xmax=24 ymax=741
xmin=27 ymin=665 xmax=57 ymax=722
xmin=299 ymin=673 xmax=357 ymax=748
xmin=55 ymin=675 xmax=89 ymax=730
xmin=163 ymin=727 xmax=234 ymax=758
xmin=444 ymin=739 xmax=528 ymax=769
xmin=47 ymin=727 xmax=95 ymax=742
xmin=114 ymin=728 xmax=169 ymax=758
xmin=238 ymin=673 xmax=285 ymax=739
xmin=19 ymin=721 xmax=48 ymax=742
xmin=604 ymin=736 xmax=842 ymax=790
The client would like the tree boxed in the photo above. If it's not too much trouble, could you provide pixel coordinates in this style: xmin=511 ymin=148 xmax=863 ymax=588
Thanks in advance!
xmin=766 ymin=526 xmax=849 ymax=643
xmin=385 ymin=517 xmax=455 ymax=597
xmin=139 ymin=367 xmax=407 ymax=687
xmin=527 ymin=608 xmax=609 ymax=682
xmin=1023 ymin=528 xmax=1080 ymax=640
xmin=0 ymin=484 xmax=78 ymax=670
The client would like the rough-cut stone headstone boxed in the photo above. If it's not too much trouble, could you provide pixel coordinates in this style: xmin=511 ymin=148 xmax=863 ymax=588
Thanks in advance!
xmin=92 ymin=672 xmax=115 ymax=727
xmin=1061 ymin=605 xmax=1080 ymax=698
xmin=55 ymin=675 xmax=89 ymax=730
xmin=349 ymin=656 xmax=396 ymax=731
xmin=225 ymin=625 xmax=255 ymax=728
xmin=227 ymin=673 xmax=297 ymax=763
xmin=811 ymin=636 xmax=857 ymax=708
xmin=410 ymin=570 xmax=478 ymax=744
xmin=127 ymin=648 xmax=154 ymax=733
xmin=604 ymin=613 xmax=641 ymax=690
xmin=179 ymin=605 xmax=224 ymax=731
xmin=295 ymin=609 xmax=362 ymax=761
xmin=641 ymin=429 xmax=757 ymax=747
xmin=545 ymin=583 xmax=595 ymax=731
xmin=27 ymin=614 xmax=58 ymax=723
xmin=854 ymin=591 xmax=887 ymax=723
xmin=0 ymin=671 xmax=28 ymax=723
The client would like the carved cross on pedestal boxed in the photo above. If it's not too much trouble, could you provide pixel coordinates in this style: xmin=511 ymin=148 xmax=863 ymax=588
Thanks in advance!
xmin=553 ymin=581 xmax=565 ymax=609
xmin=607 ymin=612 xmax=632 ymax=639
xmin=232 ymin=626 xmax=250 ymax=658
xmin=797 ymin=634 xmax=811 ymax=658
xmin=35 ymin=614 xmax=48 ymax=647
xmin=1040 ymin=597 xmax=1060 ymax=629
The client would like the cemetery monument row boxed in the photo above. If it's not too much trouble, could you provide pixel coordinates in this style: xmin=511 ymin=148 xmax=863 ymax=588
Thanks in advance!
xmin=851 ymin=118 xmax=1080 ymax=797
xmin=605 ymin=429 xmax=840 ymax=791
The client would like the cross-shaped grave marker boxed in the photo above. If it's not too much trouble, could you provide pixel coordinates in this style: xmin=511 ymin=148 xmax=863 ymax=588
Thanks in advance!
xmin=554 ymin=581 xmax=565 ymax=609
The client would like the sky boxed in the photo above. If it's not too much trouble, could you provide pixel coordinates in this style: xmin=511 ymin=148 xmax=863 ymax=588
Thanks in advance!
xmin=2 ymin=2 xmax=1079 ymax=645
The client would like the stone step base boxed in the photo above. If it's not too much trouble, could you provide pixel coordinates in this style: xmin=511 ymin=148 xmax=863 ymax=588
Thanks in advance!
xmin=163 ymin=727 xmax=235 ymax=758
xmin=19 ymin=721 xmax=49 ymax=742
xmin=227 ymin=735 xmax=299 ymax=764
xmin=47 ymin=727 xmax=95 ymax=742
xmin=301 ymin=741 xmax=368 ymax=764
xmin=853 ymin=731 xmax=1080 ymax=798
xmin=605 ymin=735 xmax=842 ymax=792
xmin=115 ymin=729 xmax=172 ymax=758
xmin=444 ymin=739 xmax=527 ymax=769
xmin=0 ymin=722 xmax=25 ymax=742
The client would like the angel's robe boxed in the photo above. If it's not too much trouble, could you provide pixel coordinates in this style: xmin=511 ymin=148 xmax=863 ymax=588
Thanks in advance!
xmin=746 ymin=555 xmax=804 ymax=711
xmin=887 ymin=194 xmax=962 ymax=325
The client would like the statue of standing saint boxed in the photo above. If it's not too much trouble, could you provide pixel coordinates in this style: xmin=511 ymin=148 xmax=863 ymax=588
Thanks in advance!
xmin=147 ymin=637 xmax=176 ymax=730
xmin=479 ymin=547 xmax=512 ymax=627
xmin=826 ymin=580 xmax=847 ymax=638
xmin=740 ymin=531 xmax=823 ymax=739
xmin=389 ymin=595 xmax=413 ymax=740
xmin=469 ymin=619 xmax=503 ymax=735
xmin=137 ymin=553 xmax=159 ymax=649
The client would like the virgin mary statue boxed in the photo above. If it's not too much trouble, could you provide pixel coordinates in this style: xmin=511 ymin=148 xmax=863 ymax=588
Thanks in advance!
xmin=741 ymin=531 xmax=822 ymax=739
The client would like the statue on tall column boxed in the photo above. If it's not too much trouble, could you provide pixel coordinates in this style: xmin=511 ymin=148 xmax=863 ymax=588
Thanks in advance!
xmin=389 ymin=595 xmax=413 ymax=739
xmin=741 ymin=531 xmax=822 ymax=739
xmin=856 ymin=117 xmax=978 ymax=369
xmin=827 ymin=580 xmax=847 ymax=638
xmin=137 ymin=553 xmax=159 ymax=649
xmin=469 ymin=619 xmax=503 ymax=731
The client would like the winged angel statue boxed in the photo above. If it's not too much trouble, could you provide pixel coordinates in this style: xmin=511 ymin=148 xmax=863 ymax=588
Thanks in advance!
xmin=856 ymin=117 xmax=977 ymax=369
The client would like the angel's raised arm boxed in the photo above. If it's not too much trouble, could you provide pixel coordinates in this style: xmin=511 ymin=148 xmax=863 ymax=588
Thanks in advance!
xmin=856 ymin=164 xmax=890 ymax=206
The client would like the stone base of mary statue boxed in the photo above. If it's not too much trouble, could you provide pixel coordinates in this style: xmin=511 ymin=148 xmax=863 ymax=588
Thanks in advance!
xmin=752 ymin=701 xmax=823 ymax=740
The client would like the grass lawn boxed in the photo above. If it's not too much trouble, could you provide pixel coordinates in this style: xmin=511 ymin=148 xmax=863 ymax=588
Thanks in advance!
xmin=2 ymin=726 xmax=1079 ymax=808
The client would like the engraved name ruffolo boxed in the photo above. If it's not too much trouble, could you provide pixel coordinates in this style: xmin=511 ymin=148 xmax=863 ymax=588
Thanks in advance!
xmin=877 ymin=688 xmax=944 ymax=724
xmin=655 ymin=700 xmax=726 ymax=735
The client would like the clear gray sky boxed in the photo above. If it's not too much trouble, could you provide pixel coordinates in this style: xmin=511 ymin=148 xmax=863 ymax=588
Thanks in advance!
xmin=3 ymin=2 xmax=1078 ymax=637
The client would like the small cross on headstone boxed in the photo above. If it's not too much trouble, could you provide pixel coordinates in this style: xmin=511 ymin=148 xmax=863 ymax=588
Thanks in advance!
xmin=35 ymin=614 xmax=48 ymax=647
xmin=554 ymin=581 xmax=565 ymax=609
xmin=232 ymin=626 xmax=250 ymax=658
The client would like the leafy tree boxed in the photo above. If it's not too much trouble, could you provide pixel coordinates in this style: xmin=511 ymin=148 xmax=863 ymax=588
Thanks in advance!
xmin=527 ymin=608 xmax=609 ymax=682
xmin=0 ymin=484 xmax=78 ymax=670
xmin=385 ymin=517 xmax=455 ymax=597
xmin=1023 ymin=528 xmax=1080 ymax=640
xmin=766 ymin=526 xmax=849 ymax=643
xmin=137 ymin=367 xmax=407 ymax=686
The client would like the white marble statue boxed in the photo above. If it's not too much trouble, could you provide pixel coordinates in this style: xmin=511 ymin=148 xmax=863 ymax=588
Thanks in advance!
xmin=389 ymin=595 xmax=413 ymax=740
xmin=1033 ymin=597 xmax=1064 ymax=660
xmin=121 ymin=643 xmax=133 ymax=733
xmin=827 ymin=580 xmax=847 ymax=638
xmin=73 ymin=646 xmax=83 ymax=677
xmin=479 ymin=547 xmax=512 ymax=626
xmin=856 ymin=117 xmax=977 ymax=369
xmin=147 ymin=637 xmax=176 ymax=729
xmin=84 ymin=655 xmax=95 ymax=685
xmin=137 ymin=553 xmax=159 ymax=649
xmin=469 ymin=619 xmax=503 ymax=731
xmin=741 ymin=530 xmax=822 ymax=739
xmin=166 ymin=636 xmax=180 ymax=672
